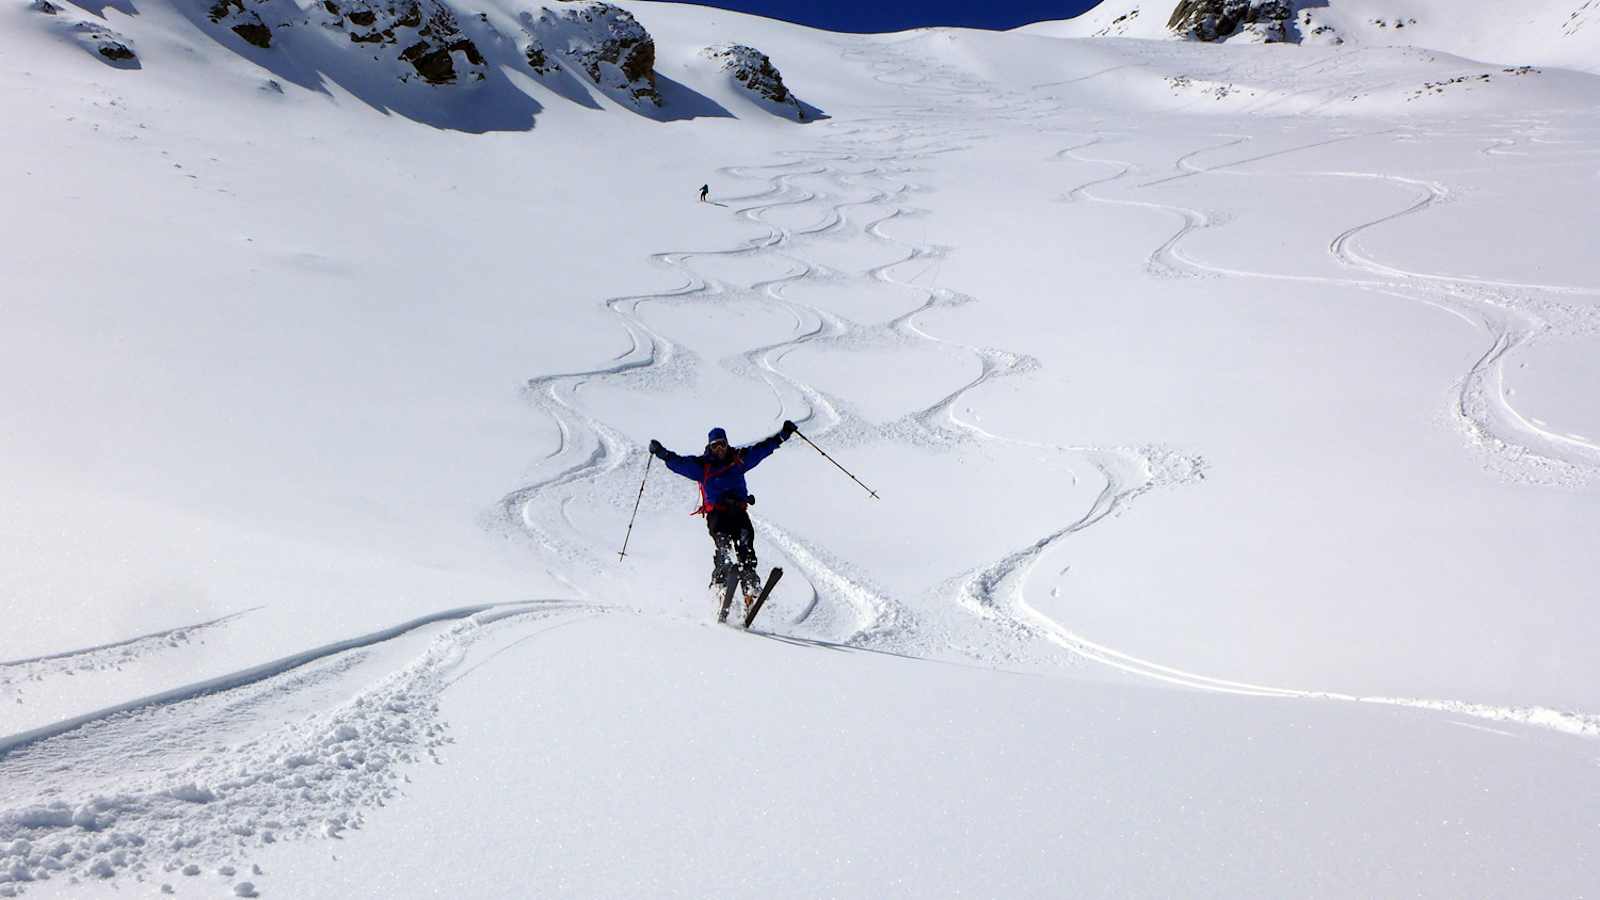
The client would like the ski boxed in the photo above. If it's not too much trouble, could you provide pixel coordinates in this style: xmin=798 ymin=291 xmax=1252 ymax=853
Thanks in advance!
xmin=716 ymin=568 xmax=740 ymax=623
xmin=742 ymin=567 xmax=783 ymax=630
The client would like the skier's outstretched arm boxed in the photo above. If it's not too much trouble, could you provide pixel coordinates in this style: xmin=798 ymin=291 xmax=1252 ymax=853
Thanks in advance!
xmin=649 ymin=440 xmax=704 ymax=480
xmin=740 ymin=420 xmax=798 ymax=470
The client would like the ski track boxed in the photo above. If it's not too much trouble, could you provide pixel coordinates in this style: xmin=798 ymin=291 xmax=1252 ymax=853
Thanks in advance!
xmin=0 ymin=608 xmax=260 ymax=709
xmin=1061 ymin=131 xmax=1600 ymax=486
xmin=0 ymin=601 xmax=601 ymax=890
xmin=1048 ymin=118 xmax=1600 ymax=734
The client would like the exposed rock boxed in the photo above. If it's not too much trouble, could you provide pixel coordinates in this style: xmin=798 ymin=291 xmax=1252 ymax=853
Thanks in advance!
xmin=1167 ymin=0 xmax=1295 ymax=43
xmin=30 ymin=0 xmax=61 ymax=14
xmin=524 ymin=41 xmax=554 ymax=74
xmin=1093 ymin=8 xmax=1141 ymax=37
xmin=702 ymin=44 xmax=806 ymax=119
xmin=207 ymin=0 xmax=273 ymax=49
xmin=324 ymin=0 xmax=486 ymax=85
xmin=97 ymin=40 xmax=136 ymax=61
xmin=68 ymin=21 xmax=139 ymax=66
xmin=525 ymin=1 xmax=659 ymax=105
xmin=1298 ymin=8 xmax=1343 ymax=46
xmin=232 ymin=22 xmax=272 ymax=47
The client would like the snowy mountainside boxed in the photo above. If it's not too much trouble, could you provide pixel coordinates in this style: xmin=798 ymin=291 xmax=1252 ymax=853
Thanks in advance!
xmin=9 ymin=0 xmax=827 ymax=127
xmin=523 ymin=1 xmax=659 ymax=105
xmin=1028 ymin=0 xmax=1600 ymax=71
xmin=4 ymin=0 xmax=1600 ymax=896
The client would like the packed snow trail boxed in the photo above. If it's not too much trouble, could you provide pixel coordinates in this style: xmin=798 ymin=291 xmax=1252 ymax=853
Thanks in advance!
xmin=0 ymin=602 xmax=601 ymax=886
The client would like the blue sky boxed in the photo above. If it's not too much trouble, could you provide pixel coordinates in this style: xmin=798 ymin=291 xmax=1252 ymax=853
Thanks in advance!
xmin=669 ymin=1 xmax=1102 ymax=33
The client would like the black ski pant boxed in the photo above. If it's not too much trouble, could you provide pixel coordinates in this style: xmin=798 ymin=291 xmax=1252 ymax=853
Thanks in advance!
xmin=706 ymin=503 xmax=761 ymax=597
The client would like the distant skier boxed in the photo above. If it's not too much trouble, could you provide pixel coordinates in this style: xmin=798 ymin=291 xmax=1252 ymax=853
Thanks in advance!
xmin=649 ymin=422 xmax=797 ymax=612
xmin=698 ymin=184 xmax=710 ymax=202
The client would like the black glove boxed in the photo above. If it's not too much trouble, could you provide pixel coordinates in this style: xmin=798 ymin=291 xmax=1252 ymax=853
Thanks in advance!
xmin=648 ymin=439 xmax=665 ymax=458
xmin=781 ymin=420 xmax=798 ymax=439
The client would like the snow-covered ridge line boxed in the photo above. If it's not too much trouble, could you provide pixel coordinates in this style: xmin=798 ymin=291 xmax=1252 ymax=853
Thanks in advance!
xmin=0 ymin=601 xmax=563 ymax=760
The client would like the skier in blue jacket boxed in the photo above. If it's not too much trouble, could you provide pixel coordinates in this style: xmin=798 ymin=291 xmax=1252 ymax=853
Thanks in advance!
xmin=650 ymin=421 xmax=798 ymax=609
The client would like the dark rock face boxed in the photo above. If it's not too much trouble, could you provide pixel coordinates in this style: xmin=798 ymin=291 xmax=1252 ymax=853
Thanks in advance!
xmin=208 ymin=0 xmax=273 ymax=49
xmin=66 ymin=20 xmax=140 ymax=66
xmin=97 ymin=40 xmax=136 ymax=60
xmin=705 ymin=45 xmax=788 ymax=102
xmin=1168 ymin=0 xmax=1296 ymax=42
xmin=232 ymin=22 xmax=272 ymax=47
xmin=524 ymin=42 xmax=554 ymax=74
xmin=527 ymin=1 xmax=660 ymax=105
xmin=702 ymin=44 xmax=805 ymax=119
xmin=329 ymin=0 xmax=486 ymax=84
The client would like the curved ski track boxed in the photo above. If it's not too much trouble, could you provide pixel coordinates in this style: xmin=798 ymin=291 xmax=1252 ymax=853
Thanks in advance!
xmin=492 ymin=38 xmax=1206 ymax=674
xmin=0 ymin=600 xmax=604 ymax=886
xmin=1048 ymin=117 xmax=1599 ymax=734
xmin=1061 ymin=133 xmax=1600 ymax=486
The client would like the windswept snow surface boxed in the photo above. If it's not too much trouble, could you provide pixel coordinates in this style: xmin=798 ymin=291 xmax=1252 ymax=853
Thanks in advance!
xmin=4 ymin=0 xmax=1600 ymax=896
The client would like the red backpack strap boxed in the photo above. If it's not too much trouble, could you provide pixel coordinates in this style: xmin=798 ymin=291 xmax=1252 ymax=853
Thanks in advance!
xmin=690 ymin=454 xmax=743 ymax=515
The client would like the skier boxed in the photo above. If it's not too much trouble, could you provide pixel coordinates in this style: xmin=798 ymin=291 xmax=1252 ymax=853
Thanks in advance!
xmin=649 ymin=421 xmax=797 ymax=614
xmin=698 ymin=183 xmax=710 ymax=202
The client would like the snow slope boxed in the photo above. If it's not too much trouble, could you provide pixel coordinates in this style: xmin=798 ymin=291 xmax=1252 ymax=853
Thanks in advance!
xmin=4 ymin=0 xmax=1600 ymax=896
xmin=1027 ymin=0 xmax=1600 ymax=73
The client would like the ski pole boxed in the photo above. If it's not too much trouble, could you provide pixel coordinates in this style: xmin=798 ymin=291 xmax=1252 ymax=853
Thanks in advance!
xmin=618 ymin=453 xmax=653 ymax=561
xmin=793 ymin=429 xmax=879 ymax=500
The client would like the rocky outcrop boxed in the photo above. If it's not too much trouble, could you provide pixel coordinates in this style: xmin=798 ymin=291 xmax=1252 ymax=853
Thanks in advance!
xmin=322 ymin=0 xmax=486 ymax=85
xmin=1167 ymin=0 xmax=1296 ymax=43
xmin=523 ymin=40 xmax=555 ymax=75
xmin=1092 ymin=8 xmax=1141 ymax=37
xmin=207 ymin=0 xmax=273 ymax=49
xmin=701 ymin=43 xmax=805 ymax=119
xmin=71 ymin=20 xmax=139 ymax=65
xmin=523 ymin=1 xmax=659 ymax=105
xmin=93 ymin=33 xmax=137 ymax=61
xmin=28 ymin=0 xmax=138 ymax=65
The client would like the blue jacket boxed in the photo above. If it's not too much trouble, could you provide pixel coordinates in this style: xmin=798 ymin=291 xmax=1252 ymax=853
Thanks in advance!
xmin=655 ymin=433 xmax=786 ymax=511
